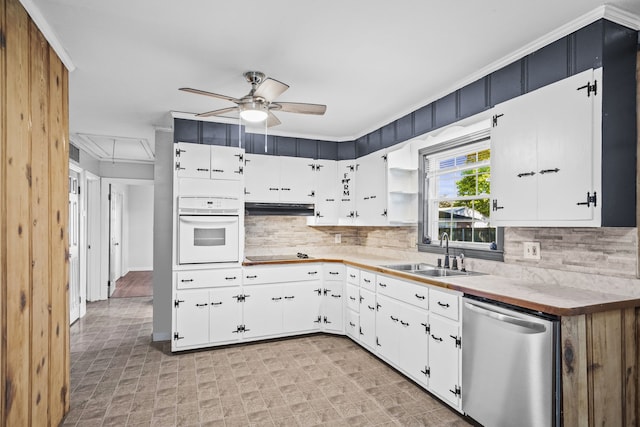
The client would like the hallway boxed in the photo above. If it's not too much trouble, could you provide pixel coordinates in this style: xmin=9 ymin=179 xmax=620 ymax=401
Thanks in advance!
xmin=62 ymin=297 xmax=471 ymax=426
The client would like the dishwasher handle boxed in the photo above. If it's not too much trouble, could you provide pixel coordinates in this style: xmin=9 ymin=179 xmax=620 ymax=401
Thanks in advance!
xmin=464 ymin=301 xmax=547 ymax=333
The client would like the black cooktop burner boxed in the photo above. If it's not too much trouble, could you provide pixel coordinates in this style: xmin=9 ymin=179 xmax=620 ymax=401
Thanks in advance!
xmin=246 ymin=252 xmax=311 ymax=262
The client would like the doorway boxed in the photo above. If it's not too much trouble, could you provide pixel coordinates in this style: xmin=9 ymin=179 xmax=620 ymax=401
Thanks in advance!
xmin=68 ymin=169 xmax=80 ymax=323
xmin=109 ymin=186 xmax=124 ymax=297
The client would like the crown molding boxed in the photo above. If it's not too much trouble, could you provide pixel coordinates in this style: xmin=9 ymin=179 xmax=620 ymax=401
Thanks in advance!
xmin=19 ymin=0 xmax=76 ymax=71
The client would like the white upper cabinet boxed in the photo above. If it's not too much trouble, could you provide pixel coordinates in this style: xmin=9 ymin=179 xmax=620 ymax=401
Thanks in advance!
xmin=310 ymin=160 xmax=339 ymax=225
xmin=175 ymin=142 xmax=244 ymax=180
xmin=355 ymin=151 xmax=388 ymax=225
xmin=337 ymin=160 xmax=357 ymax=225
xmin=244 ymin=154 xmax=315 ymax=203
xmin=386 ymin=143 xmax=418 ymax=224
xmin=491 ymin=68 xmax=601 ymax=226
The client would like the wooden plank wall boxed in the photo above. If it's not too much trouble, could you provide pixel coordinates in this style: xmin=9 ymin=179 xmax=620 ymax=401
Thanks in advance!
xmin=561 ymin=308 xmax=639 ymax=426
xmin=0 ymin=0 xmax=70 ymax=425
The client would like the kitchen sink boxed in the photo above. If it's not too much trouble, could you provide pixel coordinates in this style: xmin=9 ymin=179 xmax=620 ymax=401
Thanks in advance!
xmin=382 ymin=263 xmax=481 ymax=277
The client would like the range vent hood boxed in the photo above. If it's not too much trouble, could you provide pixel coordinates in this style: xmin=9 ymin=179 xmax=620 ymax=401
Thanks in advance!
xmin=244 ymin=202 xmax=314 ymax=216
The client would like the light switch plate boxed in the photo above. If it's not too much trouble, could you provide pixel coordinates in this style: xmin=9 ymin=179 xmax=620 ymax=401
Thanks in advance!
xmin=523 ymin=241 xmax=541 ymax=260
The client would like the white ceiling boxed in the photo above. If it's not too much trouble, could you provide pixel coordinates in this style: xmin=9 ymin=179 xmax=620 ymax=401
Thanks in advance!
xmin=27 ymin=0 xmax=640 ymax=162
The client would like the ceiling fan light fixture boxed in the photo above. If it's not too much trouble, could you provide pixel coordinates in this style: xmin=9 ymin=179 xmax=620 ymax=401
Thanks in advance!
xmin=239 ymin=101 xmax=268 ymax=122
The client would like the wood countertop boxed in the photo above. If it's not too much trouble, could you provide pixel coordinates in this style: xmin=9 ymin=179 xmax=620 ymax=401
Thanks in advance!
xmin=243 ymin=255 xmax=640 ymax=316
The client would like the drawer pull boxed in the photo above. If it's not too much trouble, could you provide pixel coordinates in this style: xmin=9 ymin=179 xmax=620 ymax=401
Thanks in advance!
xmin=284 ymin=296 xmax=295 ymax=300
xmin=349 ymin=296 xmax=356 ymax=301
xmin=368 ymin=305 xmax=375 ymax=311
xmin=211 ymin=302 xmax=222 ymax=306
xmin=400 ymin=320 xmax=409 ymax=326
xmin=437 ymin=301 xmax=450 ymax=308
xmin=246 ymin=275 xmax=257 ymax=279
xmin=195 ymin=303 xmax=208 ymax=307
xmin=272 ymin=297 xmax=282 ymax=301
xmin=378 ymin=282 xmax=387 ymax=288
xmin=331 ymin=294 xmax=341 ymax=298
xmin=415 ymin=294 xmax=425 ymax=300
xmin=225 ymin=276 xmax=237 ymax=280
xmin=349 ymin=322 xmax=356 ymax=327
xmin=329 ymin=271 xmax=339 ymax=275
xmin=308 ymin=271 xmax=318 ymax=275
xmin=390 ymin=316 xmax=399 ymax=322
xmin=349 ymin=274 xmax=356 ymax=278
xmin=363 ymin=278 xmax=371 ymax=283
xmin=180 ymin=279 xmax=193 ymax=283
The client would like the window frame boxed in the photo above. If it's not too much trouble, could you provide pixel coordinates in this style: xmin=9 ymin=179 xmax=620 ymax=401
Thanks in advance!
xmin=417 ymin=128 xmax=504 ymax=262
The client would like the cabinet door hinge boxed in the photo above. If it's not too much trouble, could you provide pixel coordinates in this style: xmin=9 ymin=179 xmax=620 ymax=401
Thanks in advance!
xmin=314 ymin=316 xmax=322 ymax=324
xmin=382 ymin=154 xmax=387 ymax=162
xmin=232 ymin=294 xmax=246 ymax=302
xmin=323 ymin=316 xmax=331 ymax=324
xmin=492 ymin=199 xmax=504 ymax=211
xmin=173 ymin=332 xmax=183 ymax=341
xmin=450 ymin=385 xmax=461 ymax=397
xmin=450 ymin=334 xmax=461 ymax=348
xmin=492 ymin=113 xmax=504 ymax=127
xmin=376 ymin=337 xmax=381 ymax=347
xmin=232 ymin=324 xmax=249 ymax=333
xmin=576 ymin=191 xmax=597 ymax=208
xmin=174 ymin=299 xmax=184 ymax=308
xmin=175 ymin=161 xmax=185 ymax=171
xmin=234 ymin=166 xmax=244 ymax=175
xmin=421 ymin=366 xmax=430 ymax=377
xmin=421 ymin=322 xmax=430 ymax=334
xmin=381 ymin=209 xmax=387 ymax=217
xmin=175 ymin=148 xmax=185 ymax=157
xmin=359 ymin=327 xmax=364 ymax=336
xmin=577 ymin=80 xmax=597 ymax=97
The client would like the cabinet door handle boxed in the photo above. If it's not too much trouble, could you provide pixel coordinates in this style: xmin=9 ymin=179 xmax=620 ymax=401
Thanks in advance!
xmin=368 ymin=305 xmax=375 ymax=311
xmin=211 ymin=169 xmax=224 ymax=173
xmin=431 ymin=334 xmax=443 ymax=342
xmin=196 ymin=168 xmax=209 ymax=172
xmin=308 ymin=271 xmax=318 ymax=275
xmin=329 ymin=271 xmax=339 ymax=275
xmin=281 ymin=188 xmax=291 ymax=191
xmin=415 ymin=294 xmax=425 ymax=300
xmin=269 ymin=188 xmax=279 ymax=191
xmin=378 ymin=282 xmax=387 ymax=288
xmin=349 ymin=296 xmax=356 ymax=301
xmin=284 ymin=296 xmax=295 ymax=300
xmin=272 ymin=297 xmax=282 ymax=301
xmin=400 ymin=320 xmax=409 ymax=327
xmin=390 ymin=316 xmax=399 ymax=322
xmin=437 ymin=301 xmax=450 ymax=308
xmin=349 ymin=322 xmax=356 ymax=327
xmin=516 ymin=171 xmax=536 ymax=178
xmin=246 ymin=275 xmax=257 ymax=279
xmin=539 ymin=168 xmax=560 ymax=174
xmin=331 ymin=294 xmax=341 ymax=298
xmin=211 ymin=302 xmax=222 ymax=306
xmin=363 ymin=278 xmax=371 ymax=283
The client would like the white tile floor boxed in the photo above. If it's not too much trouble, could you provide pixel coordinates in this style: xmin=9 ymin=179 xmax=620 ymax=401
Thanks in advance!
xmin=62 ymin=296 xmax=474 ymax=426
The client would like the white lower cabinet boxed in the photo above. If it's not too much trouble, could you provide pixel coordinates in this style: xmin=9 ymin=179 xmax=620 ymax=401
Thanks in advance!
xmin=282 ymin=281 xmax=322 ymax=334
xmin=322 ymin=281 xmax=344 ymax=333
xmin=242 ymin=284 xmax=283 ymax=339
xmin=358 ymin=288 xmax=377 ymax=350
xmin=428 ymin=314 xmax=461 ymax=409
xmin=209 ymin=287 xmax=243 ymax=343
xmin=346 ymin=309 xmax=359 ymax=340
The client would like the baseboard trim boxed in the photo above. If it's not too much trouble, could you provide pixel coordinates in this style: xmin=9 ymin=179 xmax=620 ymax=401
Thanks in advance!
xmin=152 ymin=332 xmax=171 ymax=342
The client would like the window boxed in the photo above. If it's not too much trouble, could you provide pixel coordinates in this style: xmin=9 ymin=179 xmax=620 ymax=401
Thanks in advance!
xmin=418 ymin=129 xmax=502 ymax=260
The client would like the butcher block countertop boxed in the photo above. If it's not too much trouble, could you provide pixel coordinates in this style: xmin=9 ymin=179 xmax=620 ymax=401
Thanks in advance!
xmin=243 ymin=254 xmax=640 ymax=317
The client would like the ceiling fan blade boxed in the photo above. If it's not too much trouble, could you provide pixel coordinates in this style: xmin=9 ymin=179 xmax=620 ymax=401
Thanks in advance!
xmin=179 ymin=87 xmax=238 ymax=103
xmin=271 ymin=102 xmax=327 ymax=115
xmin=196 ymin=106 xmax=239 ymax=118
xmin=267 ymin=111 xmax=281 ymax=128
xmin=254 ymin=78 xmax=289 ymax=102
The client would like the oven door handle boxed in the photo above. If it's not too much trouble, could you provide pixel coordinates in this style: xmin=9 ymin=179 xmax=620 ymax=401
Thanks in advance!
xmin=179 ymin=217 xmax=237 ymax=226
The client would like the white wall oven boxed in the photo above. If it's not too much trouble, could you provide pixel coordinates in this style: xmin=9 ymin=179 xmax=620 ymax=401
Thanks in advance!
xmin=177 ymin=196 xmax=240 ymax=265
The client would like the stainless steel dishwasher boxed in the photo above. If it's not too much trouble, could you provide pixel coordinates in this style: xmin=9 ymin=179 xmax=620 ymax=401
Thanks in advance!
xmin=462 ymin=297 xmax=560 ymax=427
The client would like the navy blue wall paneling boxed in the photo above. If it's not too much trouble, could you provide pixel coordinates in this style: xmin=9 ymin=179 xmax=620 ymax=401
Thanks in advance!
xmin=381 ymin=123 xmax=396 ymax=147
xmin=600 ymin=20 xmax=637 ymax=226
xmin=413 ymin=104 xmax=433 ymax=136
xmin=396 ymin=114 xmax=413 ymax=142
xmin=202 ymin=121 xmax=227 ymax=146
xmin=459 ymin=77 xmax=489 ymax=118
xmin=338 ymin=140 xmax=357 ymax=160
xmin=174 ymin=118 xmax=200 ymax=144
xmin=318 ymin=141 xmax=338 ymax=160
xmin=527 ymin=37 xmax=569 ymax=92
xmin=367 ymin=130 xmax=382 ymax=155
xmin=490 ymin=60 xmax=524 ymax=106
xmin=276 ymin=136 xmax=297 ymax=156
xmin=297 ymin=138 xmax=319 ymax=159
xmin=575 ymin=20 xmax=604 ymax=72
xmin=434 ymin=92 xmax=458 ymax=128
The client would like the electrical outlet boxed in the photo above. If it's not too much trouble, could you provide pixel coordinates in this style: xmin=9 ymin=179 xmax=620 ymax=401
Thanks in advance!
xmin=335 ymin=233 xmax=341 ymax=244
xmin=523 ymin=241 xmax=541 ymax=260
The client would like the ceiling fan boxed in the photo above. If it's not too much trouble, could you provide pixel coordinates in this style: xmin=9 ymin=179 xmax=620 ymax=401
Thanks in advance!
xmin=179 ymin=71 xmax=327 ymax=127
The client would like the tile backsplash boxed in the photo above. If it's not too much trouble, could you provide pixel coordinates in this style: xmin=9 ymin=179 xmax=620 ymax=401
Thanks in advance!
xmin=245 ymin=217 xmax=639 ymax=282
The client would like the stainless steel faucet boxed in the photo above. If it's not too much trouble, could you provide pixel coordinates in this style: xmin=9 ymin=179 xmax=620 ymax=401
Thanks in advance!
xmin=440 ymin=232 xmax=450 ymax=268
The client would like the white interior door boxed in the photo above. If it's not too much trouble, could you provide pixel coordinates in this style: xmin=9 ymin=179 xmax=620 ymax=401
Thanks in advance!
xmin=109 ymin=189 xmax=123 ymax=295
xmin=86 ymin=176 xmax=101 ymax=302
xmin=68 ymin=170 xmax=80 ymax=323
